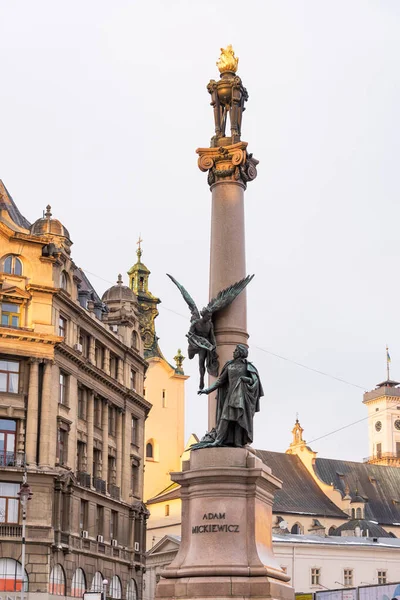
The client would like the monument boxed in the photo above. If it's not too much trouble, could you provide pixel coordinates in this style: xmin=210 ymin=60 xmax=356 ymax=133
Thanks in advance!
xmin=156 ymin=47 xmax=295 ymax=600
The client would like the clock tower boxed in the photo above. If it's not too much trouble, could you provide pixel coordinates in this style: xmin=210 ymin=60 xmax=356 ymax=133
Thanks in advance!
xmin=363 ymin=378 xmax=400 ymax=466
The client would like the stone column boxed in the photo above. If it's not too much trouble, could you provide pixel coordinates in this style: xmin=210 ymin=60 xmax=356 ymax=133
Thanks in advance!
xmin=39 ymin=360 xmax=54 ymax=468
xmin=116 ymin=410 xmax=122 ymax=490
xmin=26 ymin=358 xmax=40 ymax=465
xmin=121 ymin=411 xmax=131 ymax=502
xmin=197 ymin=143 xmax=258 ymax=429
xmin=101 ymin=401 xmax=109 ymax=483
xmin=117 ymin=359 xmax=124 ymax=385
xmin=87 ymin=391 xmax=94 ymax=477
xmin=89 ymin=336 xmax=96 ymax=364
xmin=104 ymin=348 xmax=111 ymax=375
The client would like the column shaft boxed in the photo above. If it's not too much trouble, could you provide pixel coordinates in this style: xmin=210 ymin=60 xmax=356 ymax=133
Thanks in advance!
xmin=87 ymin=391 xmax=94 ymax=477
xmin=101 ymin=401 xmax=109 ymax=483
xmin=39 ymin=360 xmax=53 ymax=467
xmin=26 ymin=359 xmax=39 ymax=465
xmin=116 ymin=410 xmax=122 ymax=490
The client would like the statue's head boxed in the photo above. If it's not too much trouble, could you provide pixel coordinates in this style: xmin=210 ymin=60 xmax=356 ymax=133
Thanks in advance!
xmin=234 ymin=344 xmax=248 ymax=359
xmin=200 ymin=308 xmax=212 ymax=321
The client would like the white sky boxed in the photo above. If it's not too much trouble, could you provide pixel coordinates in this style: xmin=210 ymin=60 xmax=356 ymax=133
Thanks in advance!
xmin=1 ymin=0 xmax=400 ymax=461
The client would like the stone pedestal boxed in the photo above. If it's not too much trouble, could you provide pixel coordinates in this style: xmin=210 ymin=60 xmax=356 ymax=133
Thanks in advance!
xmin=155 ymin=448 xmax=294 ymax=600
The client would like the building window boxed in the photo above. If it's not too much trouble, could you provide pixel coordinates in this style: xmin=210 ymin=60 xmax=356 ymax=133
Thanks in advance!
xmin=49 ymin=564 xmax=65 ymax=595
xmin=1 ymin=303 xmax=20 ymax=327
xmin=95 ymin=343 xmax=104 ymax=369
xmin=3 ymin=255 xmax=22 ymax=276
xmin=79 ymin=500 xmax=88 ymax=531
xmin=110 ymin=354 xmax=118 ymax=379
xmin=146 ymin=442 xmax=153 ymax=459
xmin=165 ymin=504 xmax=170 ymax=517
xmin=71 ymin=568 xmax=86 ymax=598
xmin=291 ymin=523 xmax=302 ymax=534
xmin=60 ymin=271 xmax=68 ymax=291
xmin=356 ymin=507 xmax=362 ymax=519
xmin=162 ymin=389 xmax=167 ymax=408
xmin=396 ymin=441 xmax=400 ymax=458
xmin=93 ymin=449 xmax=101 ymax=478
xmin=108 ymin=406 xmax=116 ymax=436
xmin=351 ymin=508 xmax=356 ymax=519
xmin=328 ymin=526 xmax=336 ymax=535
xmin=311 ymin=568 xmax=320 ymax=586
xmin=131 ymin=331 xmax=139 ymax=350
xmin=0 ymin=558 xmax=28 ymax=592
xmin=110 ymin=576 xmax=122 ymax=600
xmin=78 ymin=387 xmax=87 ymax=420
xmin=57 ymin=428 xmax=68 ymax=465
xmin=96 ymin=505 xmax=104 ymax=536
xmin=130 ymin=369 xmax=136 ymax=391
xmin=0 ymin=420 xmax=17 ymax=466
xmin=79 ymin=331 xmax=90 ymax=358
xmin=110 ymin=510 xmax=118 ymax=539
xmin=131 ymin=463 xmax=138 ymax=495
xmin=131 ymin=416 xmax=137 ymax=445
xmin=0 ymin=360 xmax=19 ymax=394
xmin=126 ymin=579 xmax=137 ymax=600
xmin=376 ymin=443 xmax=382 ymax=459
xmin=94 ymin=397 xmax=102 ymax=427
xmin=59 ymin=372 xmax=68 ymax=405
xmin=378 ymin=570 xmax=387 ymax=585
xmin=344 ymin=569 xmax=353 ymax=587
xmin=77 ymin=441 xmax=86 ymax=473
xmin=0 ymin=482 xmax=20 ymax=523
xmin=108 ymin=456 xmax=116 ymax=486
xmin=59 ymin=315 xmax=67 ymax=338
xmin=91 ymin=572 xmax=103 ymax=593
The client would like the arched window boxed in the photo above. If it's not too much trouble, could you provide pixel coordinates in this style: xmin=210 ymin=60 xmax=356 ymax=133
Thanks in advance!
xmin=290 ymin=523 xmax=302 ymax=535
xmin=71 ymin=568 xmax=86 ymax=597
xmin=131 ymin=331 xmax=139 ymax=350
xmin=3 ymin=255 xmax=22 ymax=276
xmin=356 ymin=507 xmax=362 ymax=519
xmin=110 ymin=575 xmax=122 ymax=600
xmin=328 ymin=526 xmax=336 ymax=535
xmin=0 ymin=558 xmax=28 ymax=592
xmin=351 ymin=508 xmax=356 ymax=519
xmin=146 ymin=441 xmax=153 ymax=459
xmin=91 ymin=572 xmax=103 ymax=593
xmin=60 ymin=271 xmax=68 ymax=291
xmin=49 ymin=564 xmax=65 ymax=595
xmin=126 ymin=579 xmax=138 ymax=600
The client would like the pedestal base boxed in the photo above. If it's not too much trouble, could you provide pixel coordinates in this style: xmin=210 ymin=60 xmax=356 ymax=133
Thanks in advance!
xmin=155 ymin=448 xmax=295 ymax=600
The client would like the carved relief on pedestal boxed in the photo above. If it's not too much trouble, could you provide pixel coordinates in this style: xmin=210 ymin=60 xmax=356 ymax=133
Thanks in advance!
xmin=197 ymin=142 xmax=259 ymax=189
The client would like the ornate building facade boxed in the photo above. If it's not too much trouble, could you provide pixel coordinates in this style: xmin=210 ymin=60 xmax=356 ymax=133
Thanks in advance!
xmin=0 ymin=180 xmax=151 ymax=599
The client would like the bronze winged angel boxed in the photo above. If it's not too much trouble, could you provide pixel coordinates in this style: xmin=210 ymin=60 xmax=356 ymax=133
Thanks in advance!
xmin=167 ymin=274 xmax=254 ymax=389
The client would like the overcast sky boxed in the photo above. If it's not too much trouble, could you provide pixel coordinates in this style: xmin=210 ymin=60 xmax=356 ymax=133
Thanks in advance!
xmin=1 ymin=0 xmax=400 ymax=462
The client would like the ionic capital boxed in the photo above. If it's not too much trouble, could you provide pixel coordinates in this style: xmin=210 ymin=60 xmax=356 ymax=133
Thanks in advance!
xmin=196 ymin=142 xmax=258 ymax=189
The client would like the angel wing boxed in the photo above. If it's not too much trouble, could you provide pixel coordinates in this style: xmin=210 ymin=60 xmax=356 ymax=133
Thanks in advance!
xmin=167 ymin=274 xmax=200 ymax=320
xmin=206 ymin=274 xmax=254 ymax=315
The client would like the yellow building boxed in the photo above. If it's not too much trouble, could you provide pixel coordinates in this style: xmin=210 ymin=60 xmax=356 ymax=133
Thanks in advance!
xmin=127 ymin=246 xmax=188 ymax=502
xmin=0 ymin=180 xmax=150 ymax=599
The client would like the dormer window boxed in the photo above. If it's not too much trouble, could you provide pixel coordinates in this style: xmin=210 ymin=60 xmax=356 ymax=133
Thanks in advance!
xmin=60 ymin=271 xmax=68 ymax=291
xmin=3 ymin=255 xmax=22 ymax=276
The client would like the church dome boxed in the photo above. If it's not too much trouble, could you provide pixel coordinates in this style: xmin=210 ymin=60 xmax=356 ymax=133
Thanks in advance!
xmin=102 ymin=275 xmax=137 ymax=304
xmin=31 ymin=205 xmax=70 ymax=239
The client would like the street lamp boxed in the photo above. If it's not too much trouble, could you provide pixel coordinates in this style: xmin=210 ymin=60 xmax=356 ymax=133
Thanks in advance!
xmin=102 ymin=578 xmax=109 ymax=600
xmin=17 ymin=472 xmax=32 ymax=600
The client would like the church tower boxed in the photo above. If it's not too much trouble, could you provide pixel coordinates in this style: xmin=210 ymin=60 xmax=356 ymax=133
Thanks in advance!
xmin=363 ymin=370 xmax=400 ymax=466
xmin=127 ymin=241 xmax=189 ymax=501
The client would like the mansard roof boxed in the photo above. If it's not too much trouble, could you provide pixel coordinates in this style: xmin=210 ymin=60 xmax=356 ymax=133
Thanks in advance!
xmin=255 ymin=450 xmax=347 ymax=519
xmin=314 ymin=457 xmax=400 ymax=526
xmin=0 ymin=180 xmax=31 ymax=230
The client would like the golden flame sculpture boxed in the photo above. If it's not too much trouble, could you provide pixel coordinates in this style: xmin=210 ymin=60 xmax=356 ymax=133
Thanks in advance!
xmin=216 ymin=45 xmax=239 ymax=74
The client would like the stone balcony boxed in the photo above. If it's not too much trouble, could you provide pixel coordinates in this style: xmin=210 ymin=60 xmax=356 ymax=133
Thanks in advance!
xmin=363 ymin=452 xmax=400 ymax=465
xmin=0 ymin=451 xmax=25 ymax=468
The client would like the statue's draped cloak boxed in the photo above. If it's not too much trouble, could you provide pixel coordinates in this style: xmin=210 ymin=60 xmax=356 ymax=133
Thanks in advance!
xmin=214 ymin=359 xmax=263 ymax=446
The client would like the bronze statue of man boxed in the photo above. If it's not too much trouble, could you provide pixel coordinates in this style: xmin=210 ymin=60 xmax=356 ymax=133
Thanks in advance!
xmin=167 ymin=274 xmax=254 ymax=389
xmin=194 ymin=344 xmax=263 ymax=448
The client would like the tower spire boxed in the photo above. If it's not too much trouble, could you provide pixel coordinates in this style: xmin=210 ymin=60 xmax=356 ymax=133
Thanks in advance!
xmin=386 ymin=345 xmax=391 ymax=381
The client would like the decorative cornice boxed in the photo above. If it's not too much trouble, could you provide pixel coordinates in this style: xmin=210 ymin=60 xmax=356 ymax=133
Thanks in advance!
xmin=196 ymin=142 xmax=258 ymax=189
xmin=56 ymin=343 xmax=152 ymax=414
xmin=0 ymin=326 xmax=60 ymax=345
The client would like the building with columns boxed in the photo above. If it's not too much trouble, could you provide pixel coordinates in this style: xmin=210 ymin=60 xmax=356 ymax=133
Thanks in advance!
xmin=0 ymin=180 xmax=151 ymax=599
